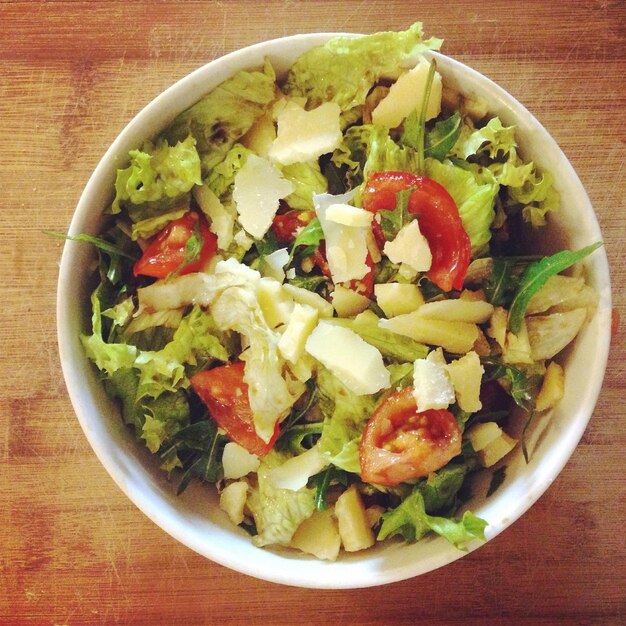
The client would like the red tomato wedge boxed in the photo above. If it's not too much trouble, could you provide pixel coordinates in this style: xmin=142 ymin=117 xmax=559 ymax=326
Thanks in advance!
xmin=362 ymin=171 xmax=471 ymax=291
xmin=133 ymin=210 xmax=217 ymax=279
xmin=271 ymin=208 xmax=315 ymax=244
xmin=360 ymin=387 xmax=462 ymax=486
xmin=190 ymin=362 xmax=278 ymax=457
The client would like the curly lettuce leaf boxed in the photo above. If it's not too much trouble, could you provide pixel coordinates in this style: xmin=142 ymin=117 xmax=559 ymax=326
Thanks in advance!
xmin=284 ymin=23 xmax=442 ymax=117
xmin=205 ymin=143 xmax=253 ymax=199
xmin=316 ymin=368 xmax=379 ymax=473
xmin=453 ymin=116 xmax=517 ymax=161
xmin=162 ymin=61 xmax=276 ymax=172
xmin=453 ymin=117 xmax=559 ymax=227
xmin=377 ymin=466 xmax=487 ymax=550
xmin=280 ymin=161 xmax=328 ymax=210
xmin=332 ymin=124 xmax=417 ymax=188
xmin=425 ymin=157 xmax=498 ymax=256
xmin=103 ymin=366 xmax=190 ymax=453
xmin=112 ymin=135 xmax=201 ymax=218
xmin=246 ymin=450 xmax=316 ymax=547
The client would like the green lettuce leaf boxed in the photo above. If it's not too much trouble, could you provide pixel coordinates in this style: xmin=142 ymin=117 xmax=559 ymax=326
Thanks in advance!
xmin=453 ymin=116 xmax=517 ymax=161
xmin=130 ymin=207 xmax=188 ymax=241
xmin=112 ymin=135 xmax=201 ymax=218
xmin=103 ymin=366 xmax=190 ymax=452
xmin=162 ymin=61 xmax=276 ymax=172
xmin=134 ymin=305 xmax=230 ymax=399
xmin=332 ymin=124 xmax=417 ymax=188
xmin=284 ymin=23 xmax=442 ymax=118
xmin=204 ymin=143 xmax=253 ymax=199
xmin=246 ymin=450 xmax=316 ymax=547
xmin=280 ymin=161 xmax=328 ymax=210
xmin=328 ymin=317 xmax=429 ymax=362
xmin=378 ymin=483 xmax=487 ymax=549
xmin=425 ymin=158 xmax=498 ymax=256
xmin=316 ymin=368 xmax=379 ymax=473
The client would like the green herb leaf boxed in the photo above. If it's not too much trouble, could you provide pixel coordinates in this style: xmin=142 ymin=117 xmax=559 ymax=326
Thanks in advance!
xmin=379 ymin=188 xmax=413 ymax=240
xmin=46 ymin=230 xmax=139 ymax=261
xmin=310 ymin=466 xmax=349 ymax=511
xmin=484 ymin=258 xmax=519 ymax=306
xmin=289 ymin=216 xmax=324 ymax=260
xmin=424 ymin=112 xmax=462 ymax=160
xmin=482 ymin=359 xmax=542 ymax=414
xmin=400 ymin=109 xmax=422 ymax=151
xmin=486 ymin=466 xmax=507 ymax=497
xmin=508 ymin=243 xmax=602 ymax=333
xmin=160 ymin=419 xmax=227 ymax=494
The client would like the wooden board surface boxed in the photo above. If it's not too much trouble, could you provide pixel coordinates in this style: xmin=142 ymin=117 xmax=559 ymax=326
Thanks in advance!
xmin=1 ymin=1 xmax=625 ymax=624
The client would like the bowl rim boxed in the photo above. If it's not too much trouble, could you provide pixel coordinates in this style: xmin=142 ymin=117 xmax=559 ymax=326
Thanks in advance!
xmin=57 ymin=32 xmax=612 ymax=588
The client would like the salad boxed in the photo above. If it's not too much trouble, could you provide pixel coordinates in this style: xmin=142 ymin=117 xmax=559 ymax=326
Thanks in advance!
xmin=78 ymin=23 xmax=600 ymax=560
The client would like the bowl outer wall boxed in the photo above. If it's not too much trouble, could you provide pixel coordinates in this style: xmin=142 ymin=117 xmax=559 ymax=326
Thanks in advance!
xmin=56 ymin=33 xmax=612 ymax=589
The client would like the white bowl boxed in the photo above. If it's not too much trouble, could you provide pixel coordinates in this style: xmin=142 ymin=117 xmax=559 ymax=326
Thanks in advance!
xmin=57 ymin=33 xmax=612 ymax=588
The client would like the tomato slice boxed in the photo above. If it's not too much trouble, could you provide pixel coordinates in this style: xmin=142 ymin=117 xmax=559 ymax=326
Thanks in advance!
xmin=362 ymin=171 xmax=471 ymax=292
xmin=271 ymin=209 xmax=315 ymax=244
xmin=133 ymin=210 xmax=217 ymax=279
xmin=360 ymin=387 xmax=462 ymax=486
xmin=190 ymin=362 xmax=278 ymax=457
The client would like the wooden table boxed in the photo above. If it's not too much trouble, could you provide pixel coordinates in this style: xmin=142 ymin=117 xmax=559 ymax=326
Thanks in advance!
xmin=1 ymin=1 xmax=624 ymax=624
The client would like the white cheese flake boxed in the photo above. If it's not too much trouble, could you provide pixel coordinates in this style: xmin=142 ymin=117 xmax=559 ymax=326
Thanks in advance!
xmin=233 ymin=154 xmax=294 ymax=239
xmin=269 ymin=101 xmax=342 ymax=166
xmin=314 ymin=195 xmax=370 ymax=284
xmin=326 ymin=203 xmax=373 ymax=228
xmin=305 ymin=321 xmax=390 ymax=395
xmin=412 ymin=349 xmax=455 ymax=410
xmin=383 ymin=219 xmax=432 ymax=272
xmin=372 ymin=55 xmax=442 ymax=128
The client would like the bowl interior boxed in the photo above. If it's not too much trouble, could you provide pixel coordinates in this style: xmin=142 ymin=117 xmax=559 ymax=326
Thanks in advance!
xmin=57 ymin=33 xmax=612 ymax=589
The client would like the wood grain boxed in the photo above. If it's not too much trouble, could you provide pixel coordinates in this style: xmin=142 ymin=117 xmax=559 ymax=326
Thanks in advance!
xmin=1 ymin=1 xmax=625 ymax=624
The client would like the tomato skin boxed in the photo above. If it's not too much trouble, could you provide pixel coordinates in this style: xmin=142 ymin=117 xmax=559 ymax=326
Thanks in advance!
xmin=362 ymin=171 xmax=471 ymax=292
xmin=190 ymin=362 xmax=278 ymax=457
xmin=360 ymin=387 xmax=462 ymax=486
xmin=271 ymin=209 xmax=315 ymax=244
xmin=133 ymin=211 xmax=217 ymax=279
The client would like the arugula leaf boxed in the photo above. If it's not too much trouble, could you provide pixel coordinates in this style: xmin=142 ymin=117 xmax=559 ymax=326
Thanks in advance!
xmin=47 ymin=230 xmax=138 ymax=261
xmin=287 ymin=274 xmax=328 ymax=293
xmin=400 ymin=109 xmax=421 ymax=151
xmin=289 ymin=216 xmax=324 ymax=260
xmin=484 ymin=258 xmax=520 ymax=306
xmin=487 ymin=466 xmax=507 ymax=497
xmin=160 ymin=419 xmax=227 ymax=494
xmin=399 ymin=58 xmax=438 ymax=172
xmin=378 ymin=488 xmax=486 ymax=549
xmin=482 ymin=359 xmax=542 ymax=413
xmin=508 ymin=243 xmax=602 ymax=333
xmin=379 ymin=188 xmax=413 ymax=240
xmin=180 ymin=222 xmax=202 ymax=270
xmin=416 ymin=58 xmax=437 ymax=173
xmin=310 ymin=466 xmax=349 ymax=511
xmin=424 ymin=112 xmax=462 ymax=160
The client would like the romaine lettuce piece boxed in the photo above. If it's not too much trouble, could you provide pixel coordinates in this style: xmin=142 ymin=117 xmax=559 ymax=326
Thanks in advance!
xmin=112 ymin=135 xmax=201 ymax=218
xmin=316 ymin=368 xmax=379 ymax=473
xmin=280 ymin=161 xmax=328 ymax=210
xmin=162 ymin=62 xmax=277 ymax=172
xmin=378 ymin=468 xmax=487 ymax=548
xmin=246 ymin=450 xmax=316 ymax=547
xmin=452 ymin=117 xmax=560 ymax=227
xmin=425 ymin=157 xmax=498 ymax=256
xmin=284 ymin=23 xmax=442 ymax=118
xmin=332 ymin=124 xmax=417 ymax=188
